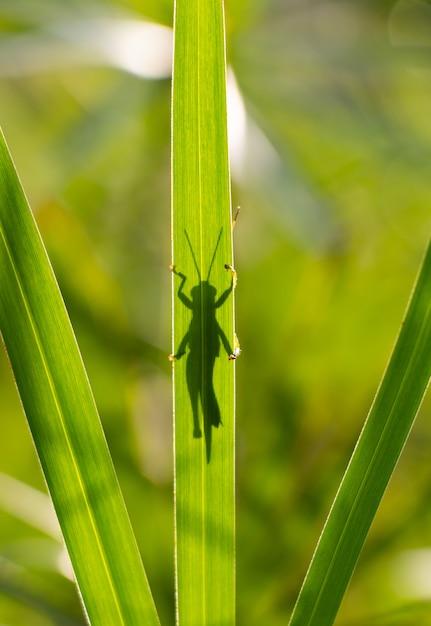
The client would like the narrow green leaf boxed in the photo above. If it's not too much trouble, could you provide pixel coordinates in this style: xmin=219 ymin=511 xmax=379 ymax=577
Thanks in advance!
xmin=288 ymin=239 xmax=431 ymax=626
xmin=0 ymin=129 xmax=160 ymax=625
xmin=171 ymin=1 xmax=235 ymax=624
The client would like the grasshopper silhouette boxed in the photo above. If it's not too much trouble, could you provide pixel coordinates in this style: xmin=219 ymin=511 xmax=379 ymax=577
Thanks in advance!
xmin=170 ymin=230 xmax=234 ymax=463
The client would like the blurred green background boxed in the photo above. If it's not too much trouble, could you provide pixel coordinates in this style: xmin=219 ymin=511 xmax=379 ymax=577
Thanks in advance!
xmin=1 ymin=0 xmax=431 ymax=624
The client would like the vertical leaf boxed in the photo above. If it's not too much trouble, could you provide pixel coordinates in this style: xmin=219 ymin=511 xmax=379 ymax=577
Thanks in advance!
xmin=171 ymin=1 xmax=235 ymax=624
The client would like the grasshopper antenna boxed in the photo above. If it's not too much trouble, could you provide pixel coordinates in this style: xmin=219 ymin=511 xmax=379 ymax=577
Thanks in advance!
xmin=184 ymin=230 xmax=201 ymax=281
xmin=232 ymin=206 xmax=240 ymax=231
xmin=206 ymin=227 xmax=223 ymax=281
xmin=224 ymin=206 xmax=240 ymax=288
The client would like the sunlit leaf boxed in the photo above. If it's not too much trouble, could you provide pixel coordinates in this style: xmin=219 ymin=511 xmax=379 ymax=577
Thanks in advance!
xmin=0 ymin=129 xmax=160 ymax=625
xmin=171 ymin=1 xmax=236 ymax=623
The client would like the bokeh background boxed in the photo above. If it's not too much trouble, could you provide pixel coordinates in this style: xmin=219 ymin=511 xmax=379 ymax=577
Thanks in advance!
xmin=1 ymin=0 xmax=431 ymax=624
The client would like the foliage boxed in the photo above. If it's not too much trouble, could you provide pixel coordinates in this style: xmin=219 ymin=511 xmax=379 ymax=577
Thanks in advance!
xmin=171 ymin=0 xmax=235 ymax=623
xmin=0 ymin=1 xmax=430 ymax=625
xmin=0 ymin=128 xmax=159 ymax=624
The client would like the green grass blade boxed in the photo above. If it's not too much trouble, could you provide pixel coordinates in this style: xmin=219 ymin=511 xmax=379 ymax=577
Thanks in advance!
xmin=171 ymin=1 xmax=235 ymax=624
xmin=0 ymin=129 xmax=160 ymax=625
xmin=288 ymin=239 xmax=431 ymax=626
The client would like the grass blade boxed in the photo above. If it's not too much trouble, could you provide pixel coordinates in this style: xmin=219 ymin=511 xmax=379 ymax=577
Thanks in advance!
xmin=0 ymin=129 xmax=160 ymax=625
xmin=171 ymin=1 xmax=235 ymax=624
xmin=288 ymin=239 xmax=431 ymax=626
